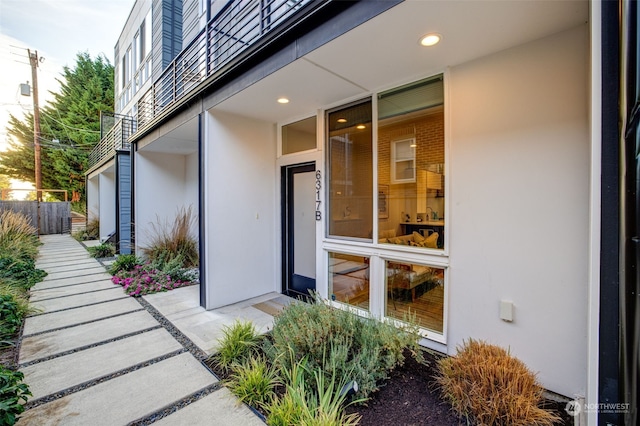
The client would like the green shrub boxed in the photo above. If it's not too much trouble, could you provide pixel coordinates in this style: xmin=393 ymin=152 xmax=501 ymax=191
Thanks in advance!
xmin=0 ymin=366 xmax=31 ymax=425
xmin=108 ymin=254 xmax=142 ymax=275
xmin=227 ymin=357 xmax=279 ymax=410
xmin=214 ymin=321 xmax=263 ymax=370
xmin=436 ymin=339 xmax=560 ymax=426
xmin=0 ymin=295 xmax=23 ymax=343
xmin=0 ymin=257 xmax=46 ymax=290
xmin=264 ymin=296 xmax=422 ymax=399
xmin=87 ymin=243 xmax=115 ymax=258
xmin=142 ymin=206 xmax=198 ymax=268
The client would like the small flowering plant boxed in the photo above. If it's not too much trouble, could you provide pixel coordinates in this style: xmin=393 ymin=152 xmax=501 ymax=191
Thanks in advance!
xmin=111 ymin=264 xmax=195 ymax=296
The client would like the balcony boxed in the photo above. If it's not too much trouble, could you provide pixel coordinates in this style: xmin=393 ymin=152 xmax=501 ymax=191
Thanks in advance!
xmin=136 ymin=0 xmax=313 ymax=129
xmin=87 ymin=113 xmax=136 ymax=172
xmin=88 ymin=0 xmax=314 ymax=171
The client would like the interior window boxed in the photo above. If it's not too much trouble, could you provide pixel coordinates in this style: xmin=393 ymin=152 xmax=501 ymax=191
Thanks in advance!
xmin=329 ymin=252 xmax=370 ymax=310
xmin=327 ymin=100 xmax=373 ymax=240
xmin=385 ymin=260 xmax=444 ymax=333
xmin=377 ymin=76 xmax=445 ymax=249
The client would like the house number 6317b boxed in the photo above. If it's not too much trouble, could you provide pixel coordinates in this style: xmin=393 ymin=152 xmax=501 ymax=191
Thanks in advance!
xmin=315 ymin=170 xmax=322 ymax=221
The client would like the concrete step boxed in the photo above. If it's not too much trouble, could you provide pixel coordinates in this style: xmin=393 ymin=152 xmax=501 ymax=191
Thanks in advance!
xmin=17 ymin=353 xmax=218 ymax=426
xmin=23 ymin=298 xmax=142 ymax=336
xmin=19 ymin=310 xmax=159 ymax=364
xmin=21 ymin=328 xmax=183 ymax=400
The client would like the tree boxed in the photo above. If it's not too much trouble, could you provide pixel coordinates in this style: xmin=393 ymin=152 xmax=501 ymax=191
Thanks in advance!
xmin=0 ymin=52 xmax=114 ymax=211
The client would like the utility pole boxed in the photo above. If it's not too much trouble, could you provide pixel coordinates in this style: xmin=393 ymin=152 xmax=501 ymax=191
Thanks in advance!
xmin=28 ymin=49 xmax=42 ymax=201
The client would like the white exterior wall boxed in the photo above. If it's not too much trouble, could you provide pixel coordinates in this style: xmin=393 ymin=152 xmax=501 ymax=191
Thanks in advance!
xmin=203 ymin=110 xmax=277 ymax=309
xmin=98 ymin=172 xmax=116 ymax=241
xmin=135 ymin=151 xmax=198 ymax=251
xmin=447 ymin=25 xmax=589 ymax=397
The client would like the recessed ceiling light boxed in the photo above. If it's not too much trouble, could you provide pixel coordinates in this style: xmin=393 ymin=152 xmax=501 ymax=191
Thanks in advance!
xmin=419 ymin=33 xmax=441 ymax=47
xmin=356 ymin=124 xmax=366 ymax=130
xmin=337 ymin=118 xmax=347 ymax=123
xmin=277 ymin=97 xmax=289 ymax=104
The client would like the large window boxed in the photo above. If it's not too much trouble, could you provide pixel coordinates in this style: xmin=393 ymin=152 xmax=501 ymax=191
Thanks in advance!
xmin=377 ymin=76 xmax=445 ymax=249
xmin=327 ymin=100 xmax=373 ymax=240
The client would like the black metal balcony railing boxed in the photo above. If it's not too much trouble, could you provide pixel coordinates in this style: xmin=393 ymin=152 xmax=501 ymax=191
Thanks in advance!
xmin=137 ymin=0 xmax=310 ymax=127
xmin=89 ymin=0 xmax=311 ymax=171
xmin=88 ymin=113 xmax=136 ymax=170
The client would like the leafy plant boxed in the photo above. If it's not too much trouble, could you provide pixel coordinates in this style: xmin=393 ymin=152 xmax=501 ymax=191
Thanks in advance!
xmin=227 ymin=356 xmax=279 ymax=410
xmin=436 ymin=339 xmax=560 ymax=426
xmin=264 ymin=295 xmax=422 ymax=399
xmin=267 ymin=356 xmax=364 ymax=426
xmin=87 ymin=243 xmax=115 ymax=258
xmin=0 ymin=366 xmax=31 ymax=425
xmin=108 ymin=254 xmax=142 ymax=275
xmin=0 ymin=257 xmax=46 ymax=290
xmin=0 ymin=295 xmax=23 ymax=344
xmin=215 ymin=321 xmax=263 ymax=370
xmin=142 ymin=206 xmax=198 ymax=268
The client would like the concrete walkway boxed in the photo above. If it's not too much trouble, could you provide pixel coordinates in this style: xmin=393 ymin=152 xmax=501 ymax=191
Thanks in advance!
xmin=17 ymin=235 xmax=268 ymax=425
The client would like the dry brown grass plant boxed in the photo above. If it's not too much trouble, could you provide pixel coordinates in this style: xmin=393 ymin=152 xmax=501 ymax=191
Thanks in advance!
xmin=142 ymin=205 xmax=199 ymax=268
xmin=436 ymin=339 xmax=560 ymax=426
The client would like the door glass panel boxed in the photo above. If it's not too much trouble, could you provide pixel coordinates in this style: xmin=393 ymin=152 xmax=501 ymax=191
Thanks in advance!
xmin=385 ymin=261 xmax=444 ymax=333
xmin=293 ymin=172 xmax=315 ymax=278
xmin=328 ymin=252 xmax=369 ymax=311
xmin=282 ymin=116 xmax=317 ymax=155
xmin=327 ymin=100 xmax=373 ymax=240
xmin=377 ymin=76 xmax=445 ymax=249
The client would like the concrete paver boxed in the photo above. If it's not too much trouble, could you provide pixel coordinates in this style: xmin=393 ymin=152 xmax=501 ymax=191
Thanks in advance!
xmin=154 ymin=388 xmax=265 ymax=426
xmin=42 ymin=267 xmax=108 ymax=281
xmin=29 ymin=280 xmax=115 ymax=302
xmin=31 ymin=273 xmax=113 ymax=290
xmin=29 ymin=287 xmax=127 ymax=313
xmin=19 ymin=310 xmax=159 ymax=364
xmin=36 ymin=259 xmax=101 ymax=273
xmin=23 ymin=298 xmax=142 ymax=336
xmin=21 ymin=328 xmax=183 ymax=400
xmin=17 ymin=353 xmax=218 ymax=426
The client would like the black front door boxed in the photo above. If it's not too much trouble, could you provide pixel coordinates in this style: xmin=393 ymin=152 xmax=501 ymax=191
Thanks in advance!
xmin=282 ymin=162 xmax=316 ymax=298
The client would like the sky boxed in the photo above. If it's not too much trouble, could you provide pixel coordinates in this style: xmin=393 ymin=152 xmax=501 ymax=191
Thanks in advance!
xmin=0 ymin=0 xmax=135 ymax=193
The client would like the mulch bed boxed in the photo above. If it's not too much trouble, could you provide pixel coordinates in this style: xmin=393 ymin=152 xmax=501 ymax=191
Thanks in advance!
xmin=205 ymin=348 xmax=574 ymax=425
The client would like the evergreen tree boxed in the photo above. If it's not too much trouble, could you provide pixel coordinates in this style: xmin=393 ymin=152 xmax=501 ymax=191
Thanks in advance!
xmin=0 ymin=52 xmax=114 ymax=211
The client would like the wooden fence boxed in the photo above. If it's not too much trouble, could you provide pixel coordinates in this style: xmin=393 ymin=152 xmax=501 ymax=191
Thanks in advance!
xmin=0 ymin=201 xmax=71 ymax=235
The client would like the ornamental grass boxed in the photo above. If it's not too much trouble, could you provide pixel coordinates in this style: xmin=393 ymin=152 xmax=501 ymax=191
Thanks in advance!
xmin=436 ymin=339 xmax=560 ymax=426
